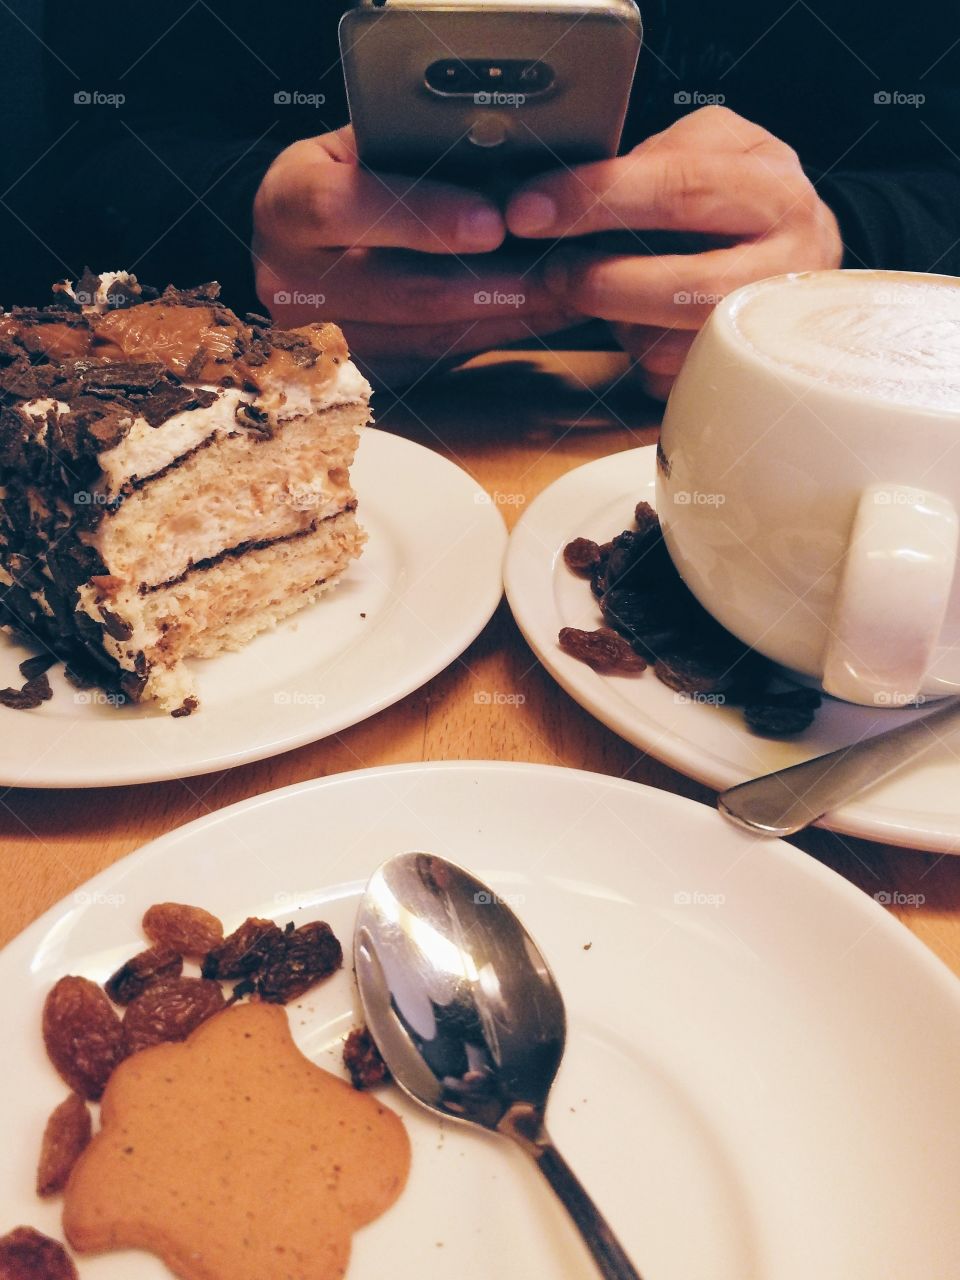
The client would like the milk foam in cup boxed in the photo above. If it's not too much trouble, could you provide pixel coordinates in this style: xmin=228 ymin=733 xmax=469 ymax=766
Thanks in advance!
xmin=656 ymin=269 xmax=960 ymax=707
xmin=731 ymin=272 xmax=960 ymax=410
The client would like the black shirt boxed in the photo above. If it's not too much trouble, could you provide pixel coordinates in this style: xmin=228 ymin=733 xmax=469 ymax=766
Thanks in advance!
xmin=23 ymin=1 xmax=960 ymax=312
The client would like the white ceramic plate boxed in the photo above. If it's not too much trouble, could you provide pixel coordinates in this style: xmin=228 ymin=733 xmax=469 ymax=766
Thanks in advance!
xmin=3 ymin=761 xmax=958 ymax=1279
xmin=0 ymin=429 xmax=506 ymax=788
xmin=505 ymin=444 xmax=960 ymax=852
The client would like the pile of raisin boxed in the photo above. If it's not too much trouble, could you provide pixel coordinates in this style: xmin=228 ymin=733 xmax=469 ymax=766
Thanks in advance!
xmin=37 ymin=901 xmax=345 ymax=1209
xmin=559 ymin=501 xmax=820 ymax=736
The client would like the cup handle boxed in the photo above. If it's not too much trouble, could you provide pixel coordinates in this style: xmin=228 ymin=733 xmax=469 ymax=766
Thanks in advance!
xmin=822 ymin=484 xmax=958 ymax=705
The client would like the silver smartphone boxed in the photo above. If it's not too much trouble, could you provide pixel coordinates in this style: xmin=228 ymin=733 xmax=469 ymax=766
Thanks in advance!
xmin=339 ymin=1 xmax=642 ymax=186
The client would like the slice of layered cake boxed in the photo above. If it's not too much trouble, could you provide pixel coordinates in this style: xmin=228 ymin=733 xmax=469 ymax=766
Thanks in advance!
xmin=0 ymin=271 xmax=370 ymax=715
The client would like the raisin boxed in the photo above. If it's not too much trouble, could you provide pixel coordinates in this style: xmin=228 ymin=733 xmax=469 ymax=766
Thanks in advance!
xmin=604 ymin=528 xmax=672 ymax=592
xmin=122 ymin=977 xmax=225 ymax=1055
xmin=562 ymin=538 xmax=601 ymax=576
xmin=142 ymin=903 xmax=224 ymax=957
xmin=104 ymin=946 xmax=182 ymax=1005
xmin=37 ymin=1093 xmax=91 ymax=1197
xmin=744 ymin=688 xmax=821 ymax=737
xmin=343 ymin=1026 xmax=390 ymax=1090
xmin=257 ymin=921 xmax=343 ymax=1004
xmin=558 ymin=627 xmax=647 ymax=675
xmin=724 ymin=649 xmax=778 ymax=703
xmin=634 ymin=501 xmax=659 ymax=534
xmin=0 ymin=1227 xmax=78 ymax=1280
xmin=0 ymin=672 xmax=52 ymax=710
xmin=590 ymin=560 xmax=608 ymax=600
xmin=228 ymin=978 xmax=257 ymax=1003
xmin=600 ymin=587 xmax=694 ymax=644
xmin=654 ymin=647 xmax=736 ymax=695
xmin=201 ymin=916 xmax=284 ymax=980
xmin=42 ymin=976 xmax=126 ymax=1101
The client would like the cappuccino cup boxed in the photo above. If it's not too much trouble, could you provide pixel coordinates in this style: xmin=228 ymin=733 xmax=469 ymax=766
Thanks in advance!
xmin=656 ymin=269 xmax=960 ymax=707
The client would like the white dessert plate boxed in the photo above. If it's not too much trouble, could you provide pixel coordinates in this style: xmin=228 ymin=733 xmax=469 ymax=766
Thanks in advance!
xmin=505 ymin=444 xmax=960 ymax=852
xmin=3 ymin=761 xmax=959 ymax=1279
xmin=0 ymin=428 xmax=506 ymax=788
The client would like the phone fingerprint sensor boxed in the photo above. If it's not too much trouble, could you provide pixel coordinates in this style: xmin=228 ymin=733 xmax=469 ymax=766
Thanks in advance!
xmin=468 ymin=118 xmax=508 ymax=148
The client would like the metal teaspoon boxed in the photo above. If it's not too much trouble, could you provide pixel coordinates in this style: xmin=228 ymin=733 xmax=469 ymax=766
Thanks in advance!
xmin=354 ymin=852 xmax=644 ymax=1280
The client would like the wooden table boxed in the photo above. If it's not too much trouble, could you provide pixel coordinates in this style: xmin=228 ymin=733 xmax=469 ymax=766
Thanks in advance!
xmin=2 ymin=350 xmax=959 ymax=977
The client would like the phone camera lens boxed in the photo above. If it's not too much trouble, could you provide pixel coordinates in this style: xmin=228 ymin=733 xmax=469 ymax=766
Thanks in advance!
xmin=427 ymin=60 xmax=474 ymax=92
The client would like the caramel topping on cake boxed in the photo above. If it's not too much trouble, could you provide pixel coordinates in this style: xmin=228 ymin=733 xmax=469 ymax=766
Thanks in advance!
xmin=253 ymin=321 xmax=349 ymax=398
xmin=93 ymin=302 xmax=244 ymax=382
xmin=31 ymin=323 xmax=95 ymax=361
xmin=0 ymin=314 xmax=94 ymax=361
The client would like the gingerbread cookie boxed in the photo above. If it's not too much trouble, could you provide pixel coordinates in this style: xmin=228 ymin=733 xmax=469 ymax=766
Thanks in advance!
xmin=63 ymin=1002 xmax=410 ymax=1279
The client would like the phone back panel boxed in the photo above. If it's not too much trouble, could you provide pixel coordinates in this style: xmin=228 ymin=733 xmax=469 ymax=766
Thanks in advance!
xmin=340 ymin=4 xmax=642 ymax=181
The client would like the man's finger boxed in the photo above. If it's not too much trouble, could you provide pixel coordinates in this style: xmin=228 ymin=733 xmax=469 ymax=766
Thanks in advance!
xmin=543 ymin=240 xmax=787 ymax=327
xmin=609 ymin=323 xmax=697 ymax=375
xmin=638 ymin=369 xmax=676 ymax=403
xmin=262 ymin=146 xmax=506 ymax=255
xmin=264 ymin=249 xmax=563 ymax=326
xmin=633 ymin=105 xmax=778 ymax=156
xmin=506 ymin=150 xmax=790 ymax=240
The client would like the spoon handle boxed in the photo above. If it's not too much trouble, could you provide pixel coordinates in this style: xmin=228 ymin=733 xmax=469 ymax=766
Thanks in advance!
xmin=531 ymin=1136 xmax=644 ymax=1280
xmin=717 ymin=696 xmax=960 ymax=836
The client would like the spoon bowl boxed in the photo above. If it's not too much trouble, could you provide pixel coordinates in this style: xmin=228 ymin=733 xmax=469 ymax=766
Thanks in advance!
xmin=355 ymin=852 xmax=644 ymax=1280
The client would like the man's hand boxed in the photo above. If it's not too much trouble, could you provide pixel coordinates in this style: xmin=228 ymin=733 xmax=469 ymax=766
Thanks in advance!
xmin=253 ymin=126 xmax=578 ymax=387
xmin=505 ymin=107 xmax=844 ymax=399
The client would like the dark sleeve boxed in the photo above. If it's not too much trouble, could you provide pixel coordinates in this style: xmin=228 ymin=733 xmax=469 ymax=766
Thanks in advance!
xmin=628 ymin=2 xmax=960 ymax=279
xmin=815 ymin=166 xmax=960 ymax=275
xmin=41 ymin=2 xmax=349 ymax=311
xmin=790 ymin=49 xmax=960 ymax=275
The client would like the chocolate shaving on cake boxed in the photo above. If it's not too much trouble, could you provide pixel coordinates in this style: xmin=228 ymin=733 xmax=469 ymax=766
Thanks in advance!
xmin=157 ymin=282 xmax=222 ymax=306
xmin=234 ymin=401 xmax=272 ymax=437
xmin=73 ymin=268 xmax=102 ymax=308
xmin=268 ymin=329 xmax=320 ymax=368
xmin=81 ymin=409 xmax=131 ymax=452
xmin=49 ymin=543 xmax=109 ymax=593
xmin=63 ymin=663 xmax=97 ymax=690
xmin=119 ymin=669 xmax=147 ymax=702
xmin=139 ymin=383 xmax=217 ymax=428
xmin=0 ymin=362 xmax=56 ymax=403
xmin=79 ymin=362 xmax=167 ymax=393
xmin=243 ymin=335 xmax=269 ymax=368
xmin=99 ymin=608 xmax=133 ymax=642
xmin=0 ymin=405 xmax=30 ymax=468
xmin=101 ymin=277 xmax=141 ymax=309
xmin=183 ymin=348 xmax=208 ymax=382
xmin=9 ymin=305 xmax=87 ymax=327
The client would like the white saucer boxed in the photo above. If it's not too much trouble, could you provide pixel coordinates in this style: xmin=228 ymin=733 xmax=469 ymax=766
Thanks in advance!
xmin=505 ymin=444 xmax=960 ymax=850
